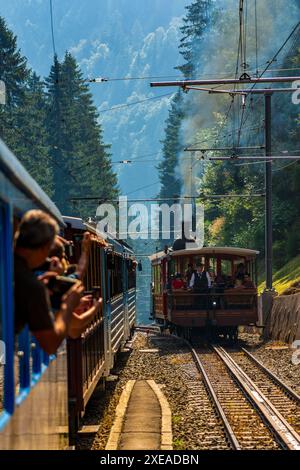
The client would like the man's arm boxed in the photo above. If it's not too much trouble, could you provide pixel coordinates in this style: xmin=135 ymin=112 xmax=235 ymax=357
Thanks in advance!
xmin=75 ymin=232 xmax=91 ymax=280
xmin=68 ymin=299 xmax=102 ymax=339
xmin=34 ymin=282 xmax=84 ymax=354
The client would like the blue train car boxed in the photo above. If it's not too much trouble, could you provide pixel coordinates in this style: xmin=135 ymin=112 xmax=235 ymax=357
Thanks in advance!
xmin=0 ymin=141 xmax=136 ymax=449
xmin=0 ymin=139 xmax=68 ymax=449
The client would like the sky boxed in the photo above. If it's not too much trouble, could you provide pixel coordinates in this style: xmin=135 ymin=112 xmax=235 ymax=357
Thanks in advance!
xmin=0 ymin=0 xmax=190 ymax=197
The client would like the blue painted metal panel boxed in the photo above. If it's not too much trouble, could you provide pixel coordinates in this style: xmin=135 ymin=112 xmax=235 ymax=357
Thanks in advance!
xmin=18 ymin=326 xmax=30 ymax=390
xmin=1 ymin=201 xmax=14 ymax=417
xmin=0 ymin=140 xmax=64 ymax=432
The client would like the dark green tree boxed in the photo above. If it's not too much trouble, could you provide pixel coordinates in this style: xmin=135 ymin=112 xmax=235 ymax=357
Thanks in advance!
xmin=156 ymin=91 xmax=184 ymax=247
xmin=0 ymin=16 xmax=28 ymax=148
xmin=0 ymin=17 xmax=53 ymax=196
xmin=45 ymin=52 xmax=118 ymax=216
xmin=176 ymin=0 xmax=214 ymax=78
xmin=16 ymin=72 xmax=54 ymax=196
xmin=157 ymin=91 xmax=183 ymax=200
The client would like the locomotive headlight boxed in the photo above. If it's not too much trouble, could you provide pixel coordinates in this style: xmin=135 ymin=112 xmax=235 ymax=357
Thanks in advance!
xmin=213 ymin=301 xmax=217 ymax=307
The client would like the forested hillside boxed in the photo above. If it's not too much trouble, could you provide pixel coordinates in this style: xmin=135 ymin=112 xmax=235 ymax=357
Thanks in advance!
xmin=0 ymin=17 xmax=118 ymax=216
xmin=158 ymin=0 xmax=300 ymax=272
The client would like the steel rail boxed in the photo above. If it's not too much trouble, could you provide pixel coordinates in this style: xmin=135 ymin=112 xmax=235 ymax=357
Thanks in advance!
xmin=242 ymin=347 xmax=300 ymax=404
xmin=190 ymin=346 xmax=241 ymax=450
xmin=214 ymin=346 xmax=300 ymax=450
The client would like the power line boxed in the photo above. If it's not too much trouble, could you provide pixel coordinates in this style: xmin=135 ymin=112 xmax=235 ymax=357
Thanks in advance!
xmin=126 ymin=180 xmax=161 ymax=196
xmin=99 ymin=92 xmax=174 ymax=113
xmin=49 ymin=0 xmax=56 ymax=56
xmin=249 ymin=20 xmax=300 ymax=95
xmin=187 ymin=123 xmax=264 ymax=148
xmin=272 ymin=160 xmax=299 ymax=172
xmin=87 ymin=66 xmax=300 ymax=84
xmin=235 ymin=20 xmax=300 ymax=156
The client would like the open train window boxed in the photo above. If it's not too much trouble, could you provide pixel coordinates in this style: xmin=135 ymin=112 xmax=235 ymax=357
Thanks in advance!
xmin=152 ymin=264 xmax=161 ymax=295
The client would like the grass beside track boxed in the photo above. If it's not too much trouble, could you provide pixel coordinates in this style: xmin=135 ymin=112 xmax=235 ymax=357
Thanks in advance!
xmin=258 ymin=254 xmax=300 ymax=294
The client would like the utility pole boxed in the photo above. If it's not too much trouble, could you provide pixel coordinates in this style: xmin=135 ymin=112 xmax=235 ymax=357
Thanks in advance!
xmin=150 ymin=76 xmax=300 ymax=291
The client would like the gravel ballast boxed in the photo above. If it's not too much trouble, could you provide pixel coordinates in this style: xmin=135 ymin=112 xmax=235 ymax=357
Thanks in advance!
xmin=78 ymin=332 xmax=229 ymax=450
xmin=77 ymin=330 xmax=300 ymax=450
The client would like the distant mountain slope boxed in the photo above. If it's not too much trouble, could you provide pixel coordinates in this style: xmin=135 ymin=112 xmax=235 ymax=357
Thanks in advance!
xmin=0 ymin=0 xmax=189 ymax=197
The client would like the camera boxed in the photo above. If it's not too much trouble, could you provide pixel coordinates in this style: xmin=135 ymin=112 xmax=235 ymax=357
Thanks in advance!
xmin=47 ymin=276 xmax=78 ymax=310
xmin=84 ymin=286 xmax=101 ymax=299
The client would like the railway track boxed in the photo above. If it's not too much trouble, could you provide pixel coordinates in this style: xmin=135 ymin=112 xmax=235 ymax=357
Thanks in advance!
xmin=181 ymin=362 xmax=230 ymax=450
xmin=191 ymin=344 xmax=300 ymax=450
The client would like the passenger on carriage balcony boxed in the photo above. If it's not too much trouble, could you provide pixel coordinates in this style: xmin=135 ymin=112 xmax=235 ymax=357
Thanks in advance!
xmin=189 ymin=264 xmax=212 ymax=290
xmin=14 ymin=210 xmax=83 ymax=354
xmin=185 ymin=264 xmax=195 ymax=284
xmin=234 ymin=262 xmax=246 ymax=281
xmin=243 ymin=273 xmax=256 ymax=289
xmin=172 ymin=273 xmax=185 ymax=290
xmin=189 ymin=263 xmax=211 ymax=309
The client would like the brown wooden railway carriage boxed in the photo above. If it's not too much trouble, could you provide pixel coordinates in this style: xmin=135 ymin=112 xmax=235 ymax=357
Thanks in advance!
xmin=63 ymin=216 xmax=136 ymax=442
xmin=150 ymin=246 xmax=259 ymax=339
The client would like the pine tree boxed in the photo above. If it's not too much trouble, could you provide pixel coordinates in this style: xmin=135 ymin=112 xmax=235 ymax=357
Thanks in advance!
xmin=45 ymin=55 xmax=69 ymax=211
xmin=156 ymin=91 xmax=184 ymax=247
xmin=0 ymin=17 xmax=53 ymax=197
xmin=0 ymin=16 xmax=29 ymax=148
xmin=45 ymin=53 xmax=118 ymax=216
xmin=157 ymin=91 xmax=183 ymax=200
xmin=16 ymin=72 xmax=54 ymax=196
xmin=176 ymin=0 xmax=213 ymax=78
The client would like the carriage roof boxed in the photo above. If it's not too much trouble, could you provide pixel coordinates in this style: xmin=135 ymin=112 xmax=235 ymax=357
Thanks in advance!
xmin=63 ymin=216 xmax=134 ymax=255
xmin=149 ymin=246 xmax=259 ymax=264
xmin=0 ymin=139 xmax=64 ymax=225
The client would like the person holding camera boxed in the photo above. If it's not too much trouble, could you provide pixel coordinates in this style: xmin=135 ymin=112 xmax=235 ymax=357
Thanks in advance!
xmin=14 ymin=210 xmax=83 ymax=354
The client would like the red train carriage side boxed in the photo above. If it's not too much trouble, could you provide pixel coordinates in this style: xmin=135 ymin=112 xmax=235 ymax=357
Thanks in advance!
xmin=150 ymin=246 xmax=259 ymax=339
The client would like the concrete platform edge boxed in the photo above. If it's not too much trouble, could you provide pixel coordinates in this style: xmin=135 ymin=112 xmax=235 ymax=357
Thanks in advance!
xmin=105 ymin=380 xmax=136 ymax=450
xmin=147 ymin=380 xmax=173 ymax=450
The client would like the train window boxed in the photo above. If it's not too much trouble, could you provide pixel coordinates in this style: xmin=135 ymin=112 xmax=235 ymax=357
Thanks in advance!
xmin=221 ymin=259 xmax=232 ymax=276
xmin=209 ymin=257 xmax=217 ymax=273
xmin=168 ymin=259 xmax=175 ymax=277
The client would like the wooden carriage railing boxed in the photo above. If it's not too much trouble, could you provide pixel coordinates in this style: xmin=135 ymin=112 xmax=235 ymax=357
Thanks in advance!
xmin=67 ymin=301 xmax=105 ymax=442
xmin=169 ymin=290 xmax=258 ymax=311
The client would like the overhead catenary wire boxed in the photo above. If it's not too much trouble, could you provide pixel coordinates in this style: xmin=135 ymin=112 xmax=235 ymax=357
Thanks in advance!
xmin=99 ymin=92 xmax=174 ymax=113
xmin=272 ymin=160 xmax=300 ymax=172
xmin=235 ymin=19 xmax=300 ymax=147
xmin=69 ymin=193 xmax=265 ymax=202
xmin=86 ymin=66 xmax=300 ymax=84
xmin=49 ymin=0 xmax=56 ymax=57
